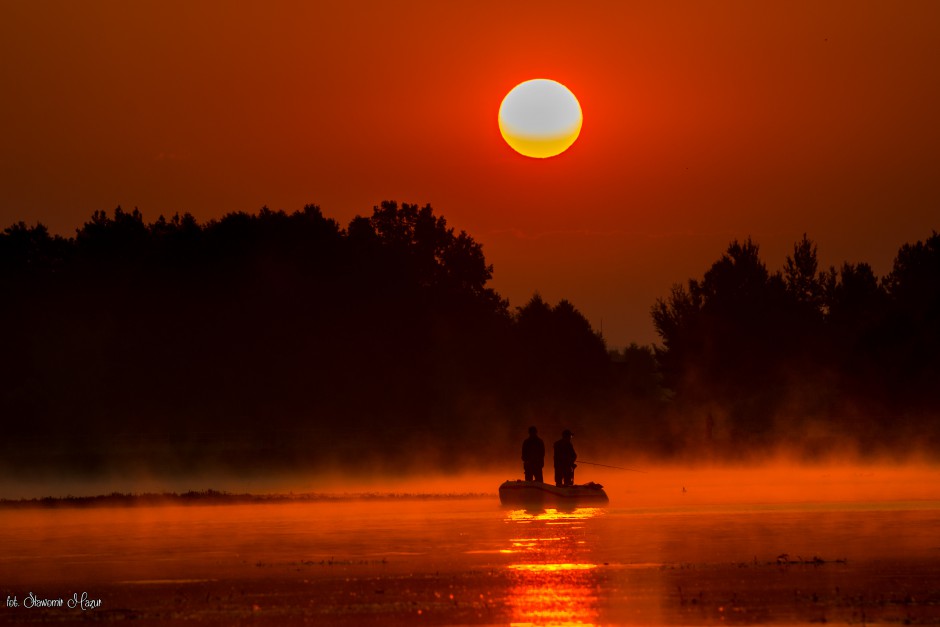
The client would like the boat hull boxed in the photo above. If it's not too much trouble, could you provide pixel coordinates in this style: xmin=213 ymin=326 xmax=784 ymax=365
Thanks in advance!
xmin=498 ymin=480 xmax=609 ymax=505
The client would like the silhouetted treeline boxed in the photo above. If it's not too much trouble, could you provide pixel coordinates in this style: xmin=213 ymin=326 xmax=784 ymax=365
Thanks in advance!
xmin=1 ymin=203 xmax=617 ymax=477
xmin=2 ymin=205 xmax=938 ymax=478
xmin=652 ymin=233 xmax=940 ymax=458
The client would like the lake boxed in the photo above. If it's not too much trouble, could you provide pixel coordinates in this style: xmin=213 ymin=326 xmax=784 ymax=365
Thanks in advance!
xmin=1 ymin=464 xmax=939 ymax=625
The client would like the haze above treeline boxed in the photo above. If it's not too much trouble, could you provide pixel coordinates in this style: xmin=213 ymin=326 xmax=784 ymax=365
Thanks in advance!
xmin=1 ymin=203 xmax=938 ymax=479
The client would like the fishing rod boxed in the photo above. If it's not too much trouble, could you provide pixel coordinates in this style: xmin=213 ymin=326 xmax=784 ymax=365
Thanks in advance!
xmin=578 ymin=460 xmax=648 ymax=473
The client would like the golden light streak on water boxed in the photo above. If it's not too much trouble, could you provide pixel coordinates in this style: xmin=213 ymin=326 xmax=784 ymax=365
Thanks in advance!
xmin=504 ymin=507 xmax=603 ymax=626
xmin=508 ymin=563 xmax=598 ymax=572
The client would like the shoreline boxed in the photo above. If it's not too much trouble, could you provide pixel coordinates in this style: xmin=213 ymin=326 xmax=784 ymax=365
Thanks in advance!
xmin=0 ymin=489 xmax=493 ymax=509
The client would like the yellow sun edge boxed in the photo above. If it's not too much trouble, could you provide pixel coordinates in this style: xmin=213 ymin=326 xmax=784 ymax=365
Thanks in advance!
xmin=499 ymin=117 xmax=583 ymax=159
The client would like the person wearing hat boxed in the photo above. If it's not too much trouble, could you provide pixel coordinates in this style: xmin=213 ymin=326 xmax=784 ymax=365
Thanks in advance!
xmin=521 ymin=426 xmax=545 ymax=483
xmin=553 ymin=429 xmax=577 ymax=487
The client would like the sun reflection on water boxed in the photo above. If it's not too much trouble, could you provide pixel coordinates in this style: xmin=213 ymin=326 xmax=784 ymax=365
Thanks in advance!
xmin=505 ymin=507 xmax=604 ymax=626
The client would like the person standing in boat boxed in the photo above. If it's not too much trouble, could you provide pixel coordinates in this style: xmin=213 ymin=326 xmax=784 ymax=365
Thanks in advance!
xmin=553 ymin=429 xmax=577 ymax=487
xmin=521 ymin=426 xmax=545 ymax=483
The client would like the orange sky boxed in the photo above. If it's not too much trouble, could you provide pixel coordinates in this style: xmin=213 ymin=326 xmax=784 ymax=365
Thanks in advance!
xmin=2 ymin=1 xmax=938 ymax=346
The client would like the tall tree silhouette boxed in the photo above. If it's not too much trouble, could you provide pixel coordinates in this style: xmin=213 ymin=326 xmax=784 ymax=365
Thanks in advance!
xmin=881 ymin=232 xmax=940 ymax=411
xmin=654 ymin=238 xmax=812 ymax=446
xmin=514 ymin=293 xmax=609 ymax=402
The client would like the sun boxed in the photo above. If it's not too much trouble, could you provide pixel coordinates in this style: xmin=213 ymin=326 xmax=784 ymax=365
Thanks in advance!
xmin=498 ymin=79 xmax=582 ymax=159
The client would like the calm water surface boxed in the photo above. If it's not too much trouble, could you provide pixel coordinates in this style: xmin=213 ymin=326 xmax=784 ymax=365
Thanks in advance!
xmin=2 ymin=495 xmax=940 ymax=624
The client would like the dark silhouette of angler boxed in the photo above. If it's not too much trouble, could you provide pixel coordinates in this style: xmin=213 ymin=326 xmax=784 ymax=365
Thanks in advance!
xmin=553 ymin=429 xmax=577 ymax=487
xmin=521 ymin=426 xmax=545 ymax=482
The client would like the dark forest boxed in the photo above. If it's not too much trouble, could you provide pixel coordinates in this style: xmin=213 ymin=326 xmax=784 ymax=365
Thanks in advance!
xmin=2 ymin=203 xmax=938 ymax=478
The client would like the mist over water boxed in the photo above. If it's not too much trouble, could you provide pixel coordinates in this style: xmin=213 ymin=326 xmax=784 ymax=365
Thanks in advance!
xmin=4 ymin=459 xmax=938 ymax=507
xmin=2 ymin=462 xmax=939 ymax=625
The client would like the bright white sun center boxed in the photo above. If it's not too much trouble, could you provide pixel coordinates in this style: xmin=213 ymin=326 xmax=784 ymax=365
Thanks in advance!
xmin=498 ymin=79 xmax=582 ymax=159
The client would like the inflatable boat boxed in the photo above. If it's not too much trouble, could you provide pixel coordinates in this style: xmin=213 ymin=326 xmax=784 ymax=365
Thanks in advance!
xmin=498 ymin=480 xmax=609 ymax=505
